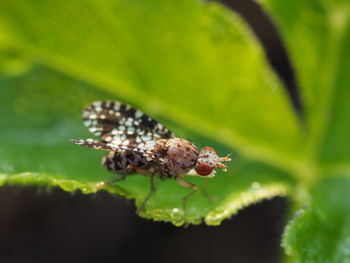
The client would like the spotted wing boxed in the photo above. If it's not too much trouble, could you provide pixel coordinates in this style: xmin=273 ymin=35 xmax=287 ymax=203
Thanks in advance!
xmin=70 ymin=138 xmax=157 ymax=156
xmin=82 ymin=101 xmax=174 ymax=143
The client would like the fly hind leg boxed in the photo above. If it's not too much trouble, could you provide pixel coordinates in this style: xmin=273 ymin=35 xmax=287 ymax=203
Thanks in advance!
xmin=100 ymin=151 xmax=157 ymax=213
xmin=97 ymin=151 xmax=140 ymax=188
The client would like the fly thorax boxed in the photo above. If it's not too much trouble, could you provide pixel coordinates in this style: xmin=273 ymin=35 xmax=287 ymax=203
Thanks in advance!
xmin=154 ymin=138 xmax=198 ymax=177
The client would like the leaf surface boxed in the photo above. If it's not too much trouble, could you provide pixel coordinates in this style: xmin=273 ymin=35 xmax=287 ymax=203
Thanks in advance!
xmin=260 ymin=0 xmax=350 ymax=261
xmin=283 ymin=176 xmax=350 ymax=263
xmin=0 ymin=65 xmax=293 ymax=225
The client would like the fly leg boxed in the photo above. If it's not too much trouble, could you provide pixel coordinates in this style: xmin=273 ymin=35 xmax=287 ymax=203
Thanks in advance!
xmin=95 ymin=174 xmax=127 ymax=189
xmin=96 ymin=152 xmax=137 ymax=188
xmin=137 ymin=173 xmax=156 ymax=214
xmin=201 ymin=177 xmax=210 ymax=199
xmin=176 ymin=176 xmax=198 ymax=225
xmin=200 ymin=178 xmax=217 ymax=202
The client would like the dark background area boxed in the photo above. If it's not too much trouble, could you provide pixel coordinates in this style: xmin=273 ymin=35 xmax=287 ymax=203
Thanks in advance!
xmin=0 ymin=0 xmax=295 ymax=262
xmin=0 ymin=187 xmax=287 ymax=263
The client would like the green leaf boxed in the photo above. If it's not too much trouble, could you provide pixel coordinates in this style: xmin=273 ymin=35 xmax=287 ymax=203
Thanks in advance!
xmin=260 ymin=0 xmax=350 ymax=167
xmin=0 ymin=64 xmax=293 ymax=225
xmin=259 ymin=0 xmax=350 ymax=261
xmin=0 ymin=0 xmax=304 ymax=166
xmin=283 ymin=176 xmax=350 ymax=263
xmin=0 ymin=48 xmax=31 ymax=77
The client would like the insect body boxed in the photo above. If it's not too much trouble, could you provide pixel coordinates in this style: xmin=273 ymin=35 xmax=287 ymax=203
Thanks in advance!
xmin=70 ymin=101 xmax=231 ymax=218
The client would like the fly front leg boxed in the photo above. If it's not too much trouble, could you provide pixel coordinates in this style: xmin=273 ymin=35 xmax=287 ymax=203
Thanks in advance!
xmin=201 ymin=177 xmax=210 ymax=199
xmin=200 ymin=178 xmax=217 ymax=202
xmin=176 ymin=176 xmax=198 ymax=225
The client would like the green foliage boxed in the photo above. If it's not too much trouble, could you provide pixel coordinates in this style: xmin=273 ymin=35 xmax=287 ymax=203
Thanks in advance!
xmin=0 ymin=0 xmax=349 ymax=261
xmin=0 ymin=0 xmax=297 ymax=226
xmin=283 ymin=176 xmax=350 ymax=263
xmin=260 ymin=0 xmax=350 ymax=262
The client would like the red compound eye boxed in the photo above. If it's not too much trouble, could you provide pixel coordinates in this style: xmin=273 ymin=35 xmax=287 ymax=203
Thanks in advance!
xmin=195 ymin=163 xmax=214 ymax=176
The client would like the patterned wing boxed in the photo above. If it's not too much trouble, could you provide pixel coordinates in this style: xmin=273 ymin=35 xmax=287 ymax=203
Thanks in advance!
xmin=70 ymin=138 xmax=157 ymax=156
xmin=82 ymin=101 xmax=175 ymax=142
